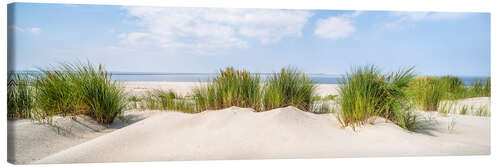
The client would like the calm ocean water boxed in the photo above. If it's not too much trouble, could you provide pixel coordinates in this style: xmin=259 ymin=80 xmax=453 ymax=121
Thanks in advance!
xmin=110 ymin=73 xmax=487 ymax=85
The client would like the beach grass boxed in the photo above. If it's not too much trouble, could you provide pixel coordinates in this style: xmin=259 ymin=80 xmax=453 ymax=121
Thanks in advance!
xmin=34 ymin=66 xmax=85 ymax=118
xmin=262 ymin=67 xmax=316 ymax=111
xmin=68 ymin=63 xmax=127 ymax=124
xmin=134 ymin=90 xmax=196 ymax=113
xmin=408 ymin=77 xmax=444 ymax=111
xmin=474 ymin=105 xmax=490 ymax=117
xmin=338 ymin=65 xmax=418 ymax=131
xmin=7 ymin=73 xmax=36 ymax=118
xmin=408 ymin=76 xmax=490 ymax=112
xmin=28 ymin=63 xmax=126 ymax=124
xmin=193 ymin=67 xmax=261 ymax=112
xmin=469 ymin=77 xmax=491 ymax=97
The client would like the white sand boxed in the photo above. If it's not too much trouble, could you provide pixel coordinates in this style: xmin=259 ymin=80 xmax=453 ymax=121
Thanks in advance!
xmin=122 ymin=81 xmax=339 ymax=97
xmin=35 ymin=106 xmax=489 ymax=164
xmin=7 ymin=110 xmax=163 ymax=164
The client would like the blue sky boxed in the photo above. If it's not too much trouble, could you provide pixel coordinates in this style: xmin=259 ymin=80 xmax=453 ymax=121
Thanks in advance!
xmin=8 ymin=3 xmax=490 ymax=76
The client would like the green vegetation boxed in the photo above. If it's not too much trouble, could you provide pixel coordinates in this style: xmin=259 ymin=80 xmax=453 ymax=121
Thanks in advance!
xmin=8 ymin=63 xmax=126 ymax=124
xmin=262 ymin=67 xmax=316 ymax=111
xmin=313 ymin=95 xmax=338 ymax=102
xmin=34 ymin=66 xmax=85 ymax=117
xmin=193 ymin=67 xmax=262 ymax=112
xmin=474 ymin=105 xmax=490 ymax=117
xmin=7 ymin=73 xmax=35 ymax=118
xmin=68 ymin=63 xmax=127 ymax=124
xmin=337 ymin=65 xmax=419 ymax=131
xmin=192 ymin=66 xmax=317 ymax=112
xmin=408 ymin=76 xmax=490 ymax=111
xmin=8 ymin=63 xmax=490 ymax=129
xmin=408 ymin=77 xmax=443 ymax=111
xmin=132 ymin=90 xmax=196 ymax=113
xmin=470 ymin=77 xmax=491 ymax=97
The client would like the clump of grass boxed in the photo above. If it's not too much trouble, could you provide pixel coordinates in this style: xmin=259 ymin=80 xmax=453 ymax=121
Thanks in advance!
xmin=33 ymin=63 xmax=126 ymax=124
xmin=440 ymin=76 xmax=469 ymax=100
xmin=408 ymin=77 xmax=444 ymax=111
xmin=469 ymin=77 xmax=491 ymax=97
xmin=193 ymin=67 xmax=261 ymax=112
xmin=139 ymin=90 xmax=195 ymax=113
xmin=7 ymin=73 xmax=35 ymax=118
xmin=127 ymin=95 xmax=142 ymax=110
xmin=311 ymin=101 xmax=338 ymax=114
xmin=313 ymin=95 xmax=338 ymax=102
xmin=69 ymin=63 xmax=127 ymax=124
xmin=459 ymin=105 xmax=469 ymax=115
xmin=440 ymin=76 xmax=463 ymax=93
xmin=262 ymin=67 xmax=316 ymax=111
xmin=34 ymin=67 xmax=85 ymax=117
xmin=438 ymin=101 xmax=456 ymax=116
xmin=338 ymin=65 xmax=417 ymax=130
xmin=474 ymin=105 xmax=490 ymax=117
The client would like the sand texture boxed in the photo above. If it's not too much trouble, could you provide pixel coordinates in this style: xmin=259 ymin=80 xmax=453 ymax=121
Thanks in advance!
xmin=7 ymin=110 xmax=163 ymax=164
xmin=35 ymin=106 xmax=489 ymax=164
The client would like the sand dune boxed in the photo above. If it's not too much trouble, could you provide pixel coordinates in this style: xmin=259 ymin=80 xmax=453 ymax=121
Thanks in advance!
xmin=34 ymin=106 xmax=489 ymax=164
xmin=7 ymin=110 xmax=163 ymax=164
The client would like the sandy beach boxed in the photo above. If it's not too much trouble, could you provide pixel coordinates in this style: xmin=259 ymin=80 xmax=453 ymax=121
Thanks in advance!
xmin=7 ymin=82 xmax=490 ymax=164
xmin=122 ymin=81 xmax=340 ymax=97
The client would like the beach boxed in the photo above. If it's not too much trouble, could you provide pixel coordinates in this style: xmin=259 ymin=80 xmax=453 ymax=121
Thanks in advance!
xmin=7 ymin=81 xmax=490 ymax=164
xmin=121 ymin=81 xmax=340 ymax=97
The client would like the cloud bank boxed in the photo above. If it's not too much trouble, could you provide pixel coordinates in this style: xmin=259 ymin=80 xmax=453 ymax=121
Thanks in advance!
xmin=119 ymin=7 xmax=314 ymax=51
xmin=314 ymin=11 xmax=361 ymax=40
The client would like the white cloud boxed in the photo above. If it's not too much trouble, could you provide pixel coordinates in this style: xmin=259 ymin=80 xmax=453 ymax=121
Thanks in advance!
xmin=315 ymin=17 xmax=355 ymax=40
xmin=314 ymin=11 xmax=361 ymax=40
xmin=8 ymin=25 xmax=41 ymax=35
xmin=120 ymin=7 xmax=314 ymax=51
xmin=28 ymin=27 xmax=41 ymax=34
xmin=384 ymin=11 xmax=468 ymax=29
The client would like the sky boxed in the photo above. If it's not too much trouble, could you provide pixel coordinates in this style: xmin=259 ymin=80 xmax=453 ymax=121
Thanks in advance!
xmin=7 ymin=3 xmax=490 ymax=76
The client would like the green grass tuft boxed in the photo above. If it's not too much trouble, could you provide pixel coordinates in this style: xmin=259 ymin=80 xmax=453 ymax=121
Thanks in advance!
xmin=469 ymin=77 xmax=490 ymax=97
xmin=262 ymin=67 xmax=316 ymax=111
xmin=408 ymin=77 xmax=444 ymax=111
xmin=338 ymin=65 xmax=417 ymax=130
xmin=193 ymin=67 xmax=261 ymax=112
xmin=68 ymin=63 xmax=127 ymax=124
xmin=32 ymin=62 xmax=126 ymax=124
xmin=7 ymin=73 xmax=36 ymax=118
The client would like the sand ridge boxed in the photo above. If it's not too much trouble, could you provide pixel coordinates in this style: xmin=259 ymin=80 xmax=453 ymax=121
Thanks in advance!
xmin=34 ymin=106 xmax=489 ymax=164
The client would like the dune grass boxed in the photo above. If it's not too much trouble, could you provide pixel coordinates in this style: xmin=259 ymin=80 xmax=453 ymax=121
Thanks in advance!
xmin=34 ymin=67 xmax=85 ymax=118
xmin=408 ymin=77 xmax=444 ymax=111
xmin=7 ymin=73 xmax=36 ymax=118
xmin=131 ymin=90 xmax=196 ymax=113
xmin=67 ymin=63 xmax=127 ymax=124
xmin=262 ymin=67 xmax=316 ymax=111
xmin=338 ymin=65 xmax=418 ymax=131
xmin=440 ymin=76 xmax=468 ymax=100
xmin=193 ymin=67 xmax=262 ymax=112
xmin=408 ymin=76 xmax=490 ymax=112
xmin=469 ymin=77 xmax=491 ymax=97
xmin=20 ymin=63 xmax=127 ymax=124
